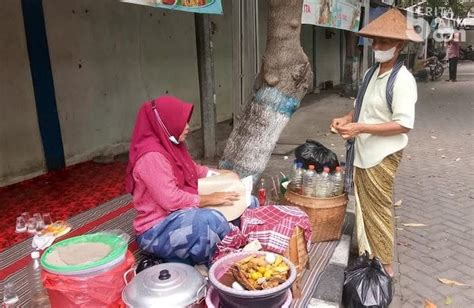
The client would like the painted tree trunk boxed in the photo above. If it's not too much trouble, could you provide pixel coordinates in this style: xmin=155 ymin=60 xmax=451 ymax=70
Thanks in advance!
xmin=219 ymin=0 xmax=312 ymax=181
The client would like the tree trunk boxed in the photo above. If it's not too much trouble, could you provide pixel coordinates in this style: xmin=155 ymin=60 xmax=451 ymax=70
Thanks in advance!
xmin=219 ymin=0 xmax=312 ymax=181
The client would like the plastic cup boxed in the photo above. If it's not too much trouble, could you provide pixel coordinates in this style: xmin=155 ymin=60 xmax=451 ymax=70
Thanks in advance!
xmin=21 ymin=212 xmax=30 ymax=222
xmin=43 ymin=213 xmax=52 ymax=226
xmin=16 ymin=216 xmax=27 ymax=233
xmin=27 ymin=218 xmax=37 ymax=233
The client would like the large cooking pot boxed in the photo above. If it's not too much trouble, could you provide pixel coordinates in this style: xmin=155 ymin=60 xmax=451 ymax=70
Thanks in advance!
xmin=122 ymin=263 xmax=206 ymax=308
xmin=209 ymin=251 xmax=297 ymax=308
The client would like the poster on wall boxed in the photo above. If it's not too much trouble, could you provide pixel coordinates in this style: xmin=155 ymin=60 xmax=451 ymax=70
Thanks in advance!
xmin=302 ymin=0 xmax=361 ymax=32
xmin=120 ymin=0 xmax=222 ymax=15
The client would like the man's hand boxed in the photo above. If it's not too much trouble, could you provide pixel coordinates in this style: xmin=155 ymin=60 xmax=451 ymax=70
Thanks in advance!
xmin=337 ymin=123 xmax=364 ymax=140
xmin=330 ymin=111 xmax=354 ymax=133
xmin=330 ymin=117 xmax=349 ymax=131
xmin=199 ymin=192 xmax=240 ymax=207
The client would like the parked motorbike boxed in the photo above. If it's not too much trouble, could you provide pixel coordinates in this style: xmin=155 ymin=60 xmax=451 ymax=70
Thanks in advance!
xmin=427 ymin=49 xmax=446 ymax=62
xmin=426 ymin=56 xmax=444 ymax=81
xmin=413 ymin=56 xmax=444 ymax=82
xmin=460 ymin=45 xmax=474 ymax=61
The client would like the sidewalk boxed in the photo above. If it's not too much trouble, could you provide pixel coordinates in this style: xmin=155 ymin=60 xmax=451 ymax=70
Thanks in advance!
xmin=392 ymin=61 xmax=474 ymax=307
xmin=198 ymin=90 xmax=356 ymax=307
xmin=199 ymin=61 xmax=474 ymax=307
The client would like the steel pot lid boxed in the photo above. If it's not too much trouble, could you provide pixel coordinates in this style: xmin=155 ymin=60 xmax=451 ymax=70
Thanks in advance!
xmin=123 ymin=263 xmax=206 ymax=308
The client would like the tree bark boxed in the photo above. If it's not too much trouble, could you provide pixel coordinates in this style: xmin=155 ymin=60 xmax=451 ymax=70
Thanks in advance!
xmin=219 ymin=0 xmax=312 ymax=181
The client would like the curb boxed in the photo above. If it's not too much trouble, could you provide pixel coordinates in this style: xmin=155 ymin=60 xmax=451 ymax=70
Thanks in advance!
xmin=309 ymin=197 xmax=355 ymax=308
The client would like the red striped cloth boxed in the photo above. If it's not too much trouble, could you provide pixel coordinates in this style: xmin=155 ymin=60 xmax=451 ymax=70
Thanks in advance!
xmin=241 ymin=205 xmax=312 ymax=254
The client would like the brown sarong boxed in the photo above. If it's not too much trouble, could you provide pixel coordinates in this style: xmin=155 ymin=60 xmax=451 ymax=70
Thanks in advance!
xmin=354 ymin=151 xmax=402 ymax=264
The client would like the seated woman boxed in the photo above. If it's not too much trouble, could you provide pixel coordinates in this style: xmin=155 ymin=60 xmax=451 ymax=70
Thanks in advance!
xmin=126 ymin=96 xmax=239 ymax=265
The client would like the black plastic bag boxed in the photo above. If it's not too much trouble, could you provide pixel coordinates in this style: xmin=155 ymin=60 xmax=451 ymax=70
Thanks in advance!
xmin=343 ymin=252 xmax=393 ymax=308
xmin=136 ymin=252 xmax=163 ymax=273
xmin=294 ymin=140 xmax=339 ymax=172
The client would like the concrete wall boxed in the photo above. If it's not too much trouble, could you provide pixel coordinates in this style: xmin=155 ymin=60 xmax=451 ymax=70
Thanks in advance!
xmin=463 ymin=29 xmax=474 ymax=47
xmin=314 ymin=26 xmax=342 ymax=87
xmin=210 ymin=0 xmax=233 ymax=116
xmin=0 ymin=0 xmax=234 ymax=185
xmin=43 ymin=0 xmax=234 ymax=165
xmin=0 ymin=0 xmax=46 ymax=185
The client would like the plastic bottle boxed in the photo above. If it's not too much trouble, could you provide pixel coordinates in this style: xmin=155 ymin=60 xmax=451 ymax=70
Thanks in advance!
xmin=258 ymin=179 xmax=267 ymax=206
xmin=315 ymin=167 xmax=331 ymax=198
xmin=2 ymin=282 xmax=19 ymax=308
xmin=28 ymin=251 xmax=51 ymax=308
xmin=302 ymin=165 xmax=316 ymax=197
xmin=289 ymin=159 xmax=299 ymax=184
xmin=312 ymin=169 xmax=321 ymax=197
xmin=292 ymin=162 xmax=304 ymax=193
xmin=331 ymin=166 xmax=344 ymax=196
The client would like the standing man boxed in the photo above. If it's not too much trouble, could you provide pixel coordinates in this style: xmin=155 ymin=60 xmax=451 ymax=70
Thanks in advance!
xmin=330 ymin=9 xmax=422 ymax=277
xmin=446 ymin=29 xmax=460 ymax=82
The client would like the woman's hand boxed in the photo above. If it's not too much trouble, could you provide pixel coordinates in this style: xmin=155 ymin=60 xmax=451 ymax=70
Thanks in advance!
xmin=218 ymin=169 xmax=239 ymax=177
xmin=337 ymin=123 xmax=365 ymax=140
xmin=199 ymin=192 xmax=240 ymax=207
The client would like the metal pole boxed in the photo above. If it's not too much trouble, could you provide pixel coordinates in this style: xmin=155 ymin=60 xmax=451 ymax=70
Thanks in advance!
xmin=362 ymin=0 xmax=370 ymax=75
xmin=340 ymin=30 xmax=344 ymax=85
xmin=195 ymin=14 xmax=216 ymax=159
xmin=312 ymin=25 xmax=319 ymax=93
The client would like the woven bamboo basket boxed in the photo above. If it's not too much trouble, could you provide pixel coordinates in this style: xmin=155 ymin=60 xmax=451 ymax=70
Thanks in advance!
xmin=283 ymin=226 xmax=308 ymax=298
xmin=283 ymin=226 xmax=308 ymax=272
xmin=284 ymin=189 xmax=348 ymax=243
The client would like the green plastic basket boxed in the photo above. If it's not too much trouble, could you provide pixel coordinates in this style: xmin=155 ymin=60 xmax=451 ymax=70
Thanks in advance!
xmin=41 ymin=233 xmax=127 ymax=275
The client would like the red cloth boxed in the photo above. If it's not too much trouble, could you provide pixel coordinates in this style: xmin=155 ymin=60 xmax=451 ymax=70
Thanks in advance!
xmin=241 ymin=205 xmax=312 ymax=254
xmin=212 ymin=206 xmax=312 ymax=262
xmin=126 ymin=96 xmax=198 ymax=194
xmin=212 ymin=223 xmax=248 ymax=262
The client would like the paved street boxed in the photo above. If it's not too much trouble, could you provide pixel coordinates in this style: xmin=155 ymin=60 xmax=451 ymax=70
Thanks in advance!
xmin=265 ymin=61 xmax=474 ymax=307
xmin=393 ymin=61 xmax=474 ymax=307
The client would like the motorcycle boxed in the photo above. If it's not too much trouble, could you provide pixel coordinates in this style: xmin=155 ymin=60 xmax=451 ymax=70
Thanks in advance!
xmin=413 ymin=56 xmax=444 ymax=82
xmin=460 ymin=45 xmax=474 ymax=61
xmin=428 ymin=56 xmax=444 ymax=81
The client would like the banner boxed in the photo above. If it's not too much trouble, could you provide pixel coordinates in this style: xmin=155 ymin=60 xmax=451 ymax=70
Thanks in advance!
xmin=302 ymin=0 xmax=361 ymax=32
xmin=120 ymin=0 xmax=222 ymax=15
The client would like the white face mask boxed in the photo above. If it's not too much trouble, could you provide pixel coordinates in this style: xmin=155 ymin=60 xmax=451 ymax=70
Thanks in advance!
xmin=373 ymin=46 xmax=397 ymax=63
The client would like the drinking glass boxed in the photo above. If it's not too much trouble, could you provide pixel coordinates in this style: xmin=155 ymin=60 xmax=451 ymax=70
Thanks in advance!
xmin=27 ymin=218 xmax=37 ymax=233
xmin=42 ymin=213 xmax=52 ymax=226
xmin=15 ymin=216 xmax=27 ymax=233
xmin=2 ymin=282 xmax=19 ymax=306
xmin=21 ymin=212 xmax=30 ymax=222
xmin=35 ymin=217 xmax=45 ymax=232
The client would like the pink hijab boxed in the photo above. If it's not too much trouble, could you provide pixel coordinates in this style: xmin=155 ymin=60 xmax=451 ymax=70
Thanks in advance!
xmin=126 ymin=96 xmax=198 ymax=194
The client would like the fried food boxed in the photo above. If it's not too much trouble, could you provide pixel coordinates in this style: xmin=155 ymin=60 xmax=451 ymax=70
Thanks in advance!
xmin=230 ymin=254 xmax=290 ymax=290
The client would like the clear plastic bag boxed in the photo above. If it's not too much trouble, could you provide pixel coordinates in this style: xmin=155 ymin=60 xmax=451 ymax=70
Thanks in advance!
xmin=41 ymin=230 xmax=131 ymax=275
xmin=343 ymin=252 xmax=393 ymax=308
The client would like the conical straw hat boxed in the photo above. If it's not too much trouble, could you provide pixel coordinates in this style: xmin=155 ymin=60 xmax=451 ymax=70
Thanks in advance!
xmin=358 ymin=8 xmax=423 ymax=42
